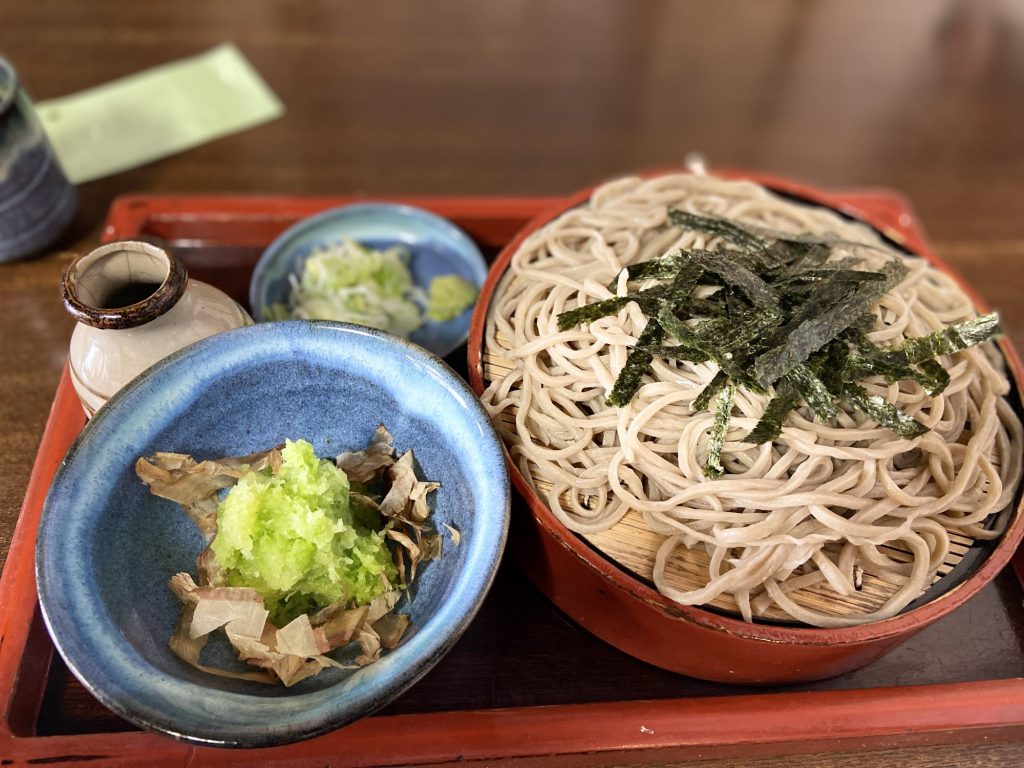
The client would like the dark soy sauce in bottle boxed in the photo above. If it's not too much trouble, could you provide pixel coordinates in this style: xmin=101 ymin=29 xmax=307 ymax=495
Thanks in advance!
xmin=101 ymin=281 xmax=163 ymax=309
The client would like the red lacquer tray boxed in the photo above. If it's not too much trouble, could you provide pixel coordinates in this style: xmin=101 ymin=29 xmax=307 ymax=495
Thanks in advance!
xmin=4 ymin=186 xmax=1024 ymax=766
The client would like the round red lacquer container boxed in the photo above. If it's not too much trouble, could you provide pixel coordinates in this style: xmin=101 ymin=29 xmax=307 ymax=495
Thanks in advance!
xmin=467 ymin=169 xmax=1024 ymax=684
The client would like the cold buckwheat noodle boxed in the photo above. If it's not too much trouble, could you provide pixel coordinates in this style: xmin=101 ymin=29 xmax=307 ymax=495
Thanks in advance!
xmin=481 ymin=173 xmax=1023 ymax=628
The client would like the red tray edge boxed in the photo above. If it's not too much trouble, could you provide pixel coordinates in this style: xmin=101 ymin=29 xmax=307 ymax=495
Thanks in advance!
xmin=4 ymin=678 xmax=1024 ymax=767
xmin=3 ymin=188 xmax=1024 ymax=766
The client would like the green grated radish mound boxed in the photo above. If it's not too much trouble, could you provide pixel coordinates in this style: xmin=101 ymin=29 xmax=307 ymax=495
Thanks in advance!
xmin=210 ymin=439 xmax=396 ymax=626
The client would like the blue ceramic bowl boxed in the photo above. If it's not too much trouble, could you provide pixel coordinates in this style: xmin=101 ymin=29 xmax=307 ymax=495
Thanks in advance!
xmin=35 ymin=321 xmax=510 ymax=747
xmin=249 ymin=203 xmax=488 ymax=358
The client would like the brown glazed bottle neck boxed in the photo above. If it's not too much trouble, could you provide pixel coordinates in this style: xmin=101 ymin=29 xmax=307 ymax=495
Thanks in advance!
xmin=62 ymin=241 xmax=188 ymax=330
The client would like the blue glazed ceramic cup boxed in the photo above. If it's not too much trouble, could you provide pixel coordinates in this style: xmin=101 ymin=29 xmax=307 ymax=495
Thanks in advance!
xmin=0 ymin=57 xmax=77 ymax=263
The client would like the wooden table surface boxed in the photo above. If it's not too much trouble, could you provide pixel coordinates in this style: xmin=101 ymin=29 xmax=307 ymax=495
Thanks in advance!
xmin=3 ymin=0 xmax=1024 ymax=765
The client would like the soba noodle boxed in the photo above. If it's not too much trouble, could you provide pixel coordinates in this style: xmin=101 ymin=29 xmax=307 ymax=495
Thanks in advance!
xmin=481 ymin=173 xmax=1024 ymax=628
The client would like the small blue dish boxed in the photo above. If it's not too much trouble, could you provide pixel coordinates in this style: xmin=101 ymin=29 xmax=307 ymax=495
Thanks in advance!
xmin=35 ymin=321 xmax=510 ymax=747
xmin=250 ymin=203 xmax=488 ymax=358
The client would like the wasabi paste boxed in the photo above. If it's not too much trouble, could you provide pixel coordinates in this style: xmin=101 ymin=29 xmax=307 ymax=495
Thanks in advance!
xmin=426 ymin=274 xmax=478 ymax=322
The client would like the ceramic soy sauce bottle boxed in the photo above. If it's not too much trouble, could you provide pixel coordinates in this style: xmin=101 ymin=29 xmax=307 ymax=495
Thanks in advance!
xmin=62 ymin=240 xmax=253 ymax=416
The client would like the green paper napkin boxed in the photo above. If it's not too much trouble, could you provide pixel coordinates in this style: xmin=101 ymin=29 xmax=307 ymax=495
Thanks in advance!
xmin=36 ymin=43 xmax=284 ymax=184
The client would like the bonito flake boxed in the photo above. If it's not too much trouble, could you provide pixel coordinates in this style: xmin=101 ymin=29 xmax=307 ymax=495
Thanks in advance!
xmin=137 ymin=426 xmax=438 ymax=686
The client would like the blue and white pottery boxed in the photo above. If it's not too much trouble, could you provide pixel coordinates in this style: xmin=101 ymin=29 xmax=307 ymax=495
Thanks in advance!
xmin=36 ymin=321 xmax=510 ymax=747
xmin=249 ymin=203 xmax=488 ymax=358
xmin=0 ymin=57 xmax=77 ymax=263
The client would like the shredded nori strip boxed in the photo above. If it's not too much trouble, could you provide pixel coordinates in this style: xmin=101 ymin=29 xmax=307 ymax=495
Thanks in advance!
xmin=669 ymin=209 xmax=867 ymax=273
xmin=775 ymin=243 xmax=840 ymax=277
xmin=815 ymin=339 xmax=852 ymax=395
xmin=747 ymin=381 xmax=801 ymax=444
xmin=665 ymin=258 xmax=707 ymax=305
xmin=885 ymin=313 xmax=1000 ymax=366
xmin=692 ymin=370 xmax=730 ymax=412
xmin=669 ymin=210 xmax=764 ymax=254
xmin=656 ymin=305 xmax=698 ymax=347
xmin=752 ymin=261 xmax=908 ymax=387
xmin=606 ymin=321 xmax=664 ymax=407
xmin=687 ymin=296 xmax=730 ymax=318
xmin=773 ymin=264 xmax=868 ymax=291
xmin=714 ymin=306 xmax=782 ymax=348
xmin=785 ymin=365 xmax=837 ymax=420
xmin=704 ymin=383 xmax=736 ymax=478
xmin=915 ymin=359 xmax=952 ymax=396
xmin=557 ymin=296 xmax=635 ymax=330
xmin=608 ymin=251 xmax=697 ymax=289
xmin=843 ymin=348 xmax=950 ymax=397
xmin=556 ymin=280 xmax=679 ymax=330
xmin=644 ymin=344 xmax=712 ymax=364
xmin=556 ymin=208 xmax=1003 ymax=470
xmin=659 ymin=306 xmax=772 ymax=390
xmin=840 ymin=316 xmax=997 ymax=397
xmin=842 ymin=384 xmax=929 ymax=439
xmin=685 ymin=249 xmax=778 ymax=309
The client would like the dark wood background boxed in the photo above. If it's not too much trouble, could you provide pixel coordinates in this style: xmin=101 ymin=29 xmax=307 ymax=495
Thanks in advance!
xmin=3 ymin=0 xmax=1024 ymax=765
